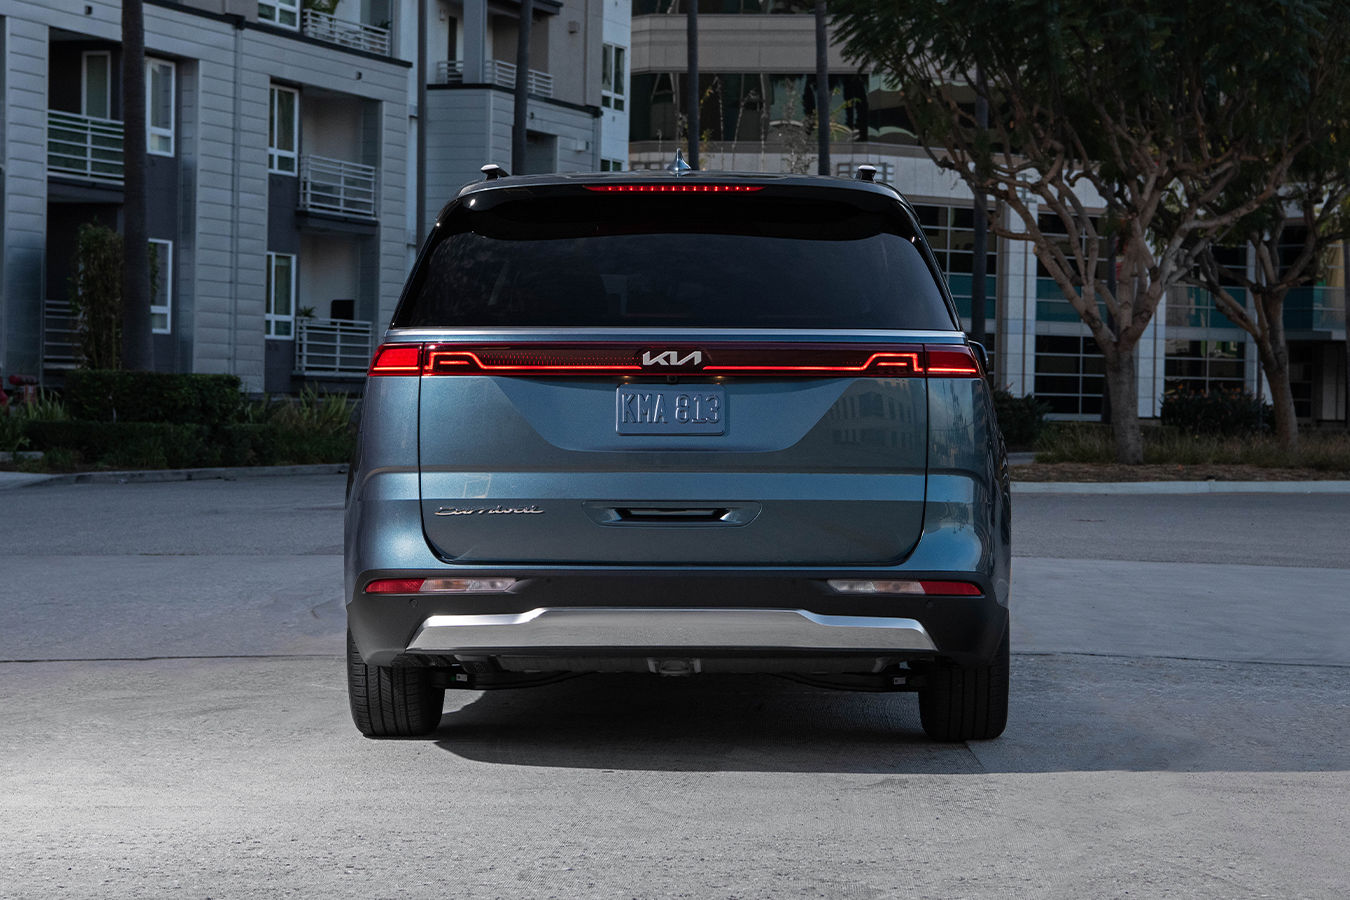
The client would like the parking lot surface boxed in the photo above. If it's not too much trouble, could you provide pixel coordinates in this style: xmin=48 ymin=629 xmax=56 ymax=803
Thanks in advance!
xmin=2 ymin=477 xmax=1347 ymax=898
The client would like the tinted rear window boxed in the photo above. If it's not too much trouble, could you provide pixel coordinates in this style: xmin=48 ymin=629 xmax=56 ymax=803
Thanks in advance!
xmin=394 ymin=193 xmax=956 ymax=330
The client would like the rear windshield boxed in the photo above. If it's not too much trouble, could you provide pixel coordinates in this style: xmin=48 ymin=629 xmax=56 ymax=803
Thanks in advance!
xmin=393 ymin=193 xmax=956 ymax=330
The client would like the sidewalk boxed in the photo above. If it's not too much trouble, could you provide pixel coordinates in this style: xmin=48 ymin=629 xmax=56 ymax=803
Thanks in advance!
xmin=4 ymin=458 xmax=1349 ymax=494
xmin=0 ymin=463 xmax=347 ymax=490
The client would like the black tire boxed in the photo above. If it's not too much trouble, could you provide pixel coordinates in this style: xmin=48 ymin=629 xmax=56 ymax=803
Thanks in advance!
xmin=347 ymin=630 xmax=445 ymax=738
xmin=918 ymin=625 xmax=1009 ymax=742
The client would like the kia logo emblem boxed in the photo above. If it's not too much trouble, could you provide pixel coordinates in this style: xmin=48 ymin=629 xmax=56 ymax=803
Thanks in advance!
xmin=641 ymin=349 xmax=705 ymax=367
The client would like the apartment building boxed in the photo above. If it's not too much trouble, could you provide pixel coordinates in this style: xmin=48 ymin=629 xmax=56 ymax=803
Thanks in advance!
xmin=628 ymin=2 xmax=1347 ymax=423
xmin=1 ymin=0 xmax=629 ymax=393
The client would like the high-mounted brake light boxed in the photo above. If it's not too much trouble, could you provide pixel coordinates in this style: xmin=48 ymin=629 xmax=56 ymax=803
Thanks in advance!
xmin=368 ymin=343 xmax=422 ymax=376
xmin=583 ymin=184 xmax=764 ymax=193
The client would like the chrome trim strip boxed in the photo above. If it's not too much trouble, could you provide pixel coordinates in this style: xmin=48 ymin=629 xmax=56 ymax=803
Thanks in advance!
xmin=405 ymin=607 xmax=937 ymax=653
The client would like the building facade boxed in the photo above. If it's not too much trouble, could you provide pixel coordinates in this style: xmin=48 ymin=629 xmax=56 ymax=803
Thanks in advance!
xmin=1 ymin=0 xmax=628 ymax=393
xmin=627 ymin=3 xmax=1348 ymax=424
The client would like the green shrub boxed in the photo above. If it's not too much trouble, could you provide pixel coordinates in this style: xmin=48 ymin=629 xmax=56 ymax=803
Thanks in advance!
xmin=64 ymin=370 xmax=245 ymax=425
xmin=992 ymin=389 xmax=1050 ymax=448
xmin=0 ymin=411 xmax=29 ymax=453
xmin=24 ymin=421 xmax=207 ymax=468
xmin=1160 ymin=387 xmax=1272 ymax=437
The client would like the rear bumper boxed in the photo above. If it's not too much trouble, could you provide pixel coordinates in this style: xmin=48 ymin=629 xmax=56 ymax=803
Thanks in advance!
xmin=407 ymin=607 xmax=937 ymax=654
xmin=347 ymin=571 xmax=1008 ymax=668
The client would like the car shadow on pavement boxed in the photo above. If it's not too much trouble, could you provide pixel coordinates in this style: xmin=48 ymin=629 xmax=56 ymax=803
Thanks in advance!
xmin=433 ymin=656 xmax=1350 ymax=775
xmin=434 ymin=672 xmax=980 ymax=774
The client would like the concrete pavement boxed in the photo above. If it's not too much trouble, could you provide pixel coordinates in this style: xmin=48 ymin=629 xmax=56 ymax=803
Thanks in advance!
xmin=2 ymin=475 xmax=1348 ymax=898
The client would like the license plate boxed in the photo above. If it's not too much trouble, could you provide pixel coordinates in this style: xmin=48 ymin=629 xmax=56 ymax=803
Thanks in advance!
xmin=616 ymin=386 xmax=725 ymax=435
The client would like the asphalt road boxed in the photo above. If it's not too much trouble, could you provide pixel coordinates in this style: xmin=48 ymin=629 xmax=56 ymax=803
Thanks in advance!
xmin=2 ymin=476 xmax=1347 ymax=898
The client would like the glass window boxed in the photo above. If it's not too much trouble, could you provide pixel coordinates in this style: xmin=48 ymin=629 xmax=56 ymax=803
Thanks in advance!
xmin=269 ymin=85 xmax=299 ymax=175
xmin=82 ymin=52 xmax=111 ymax=119
xmin=396 ymin=194 xmax=955 ymax=330
xmin=602 ymin=44 xmax=626 ymax=111
xmin=147 ymin=59 xmax=175 ymax=156
xmin=913 ymin=203 xmax=998 ymax=327
xmin=258 ymin=0 xmax=299 ymax=29
xmin=266 ymin=252 xmax=296 ymax=338
xmin=1164 ymin=340 xmax=1247 ymax=394
xmin=149 ymin=240 xmax=173 ymax=334
xmin=1034 ymin=335 xmax=1105 ymax=417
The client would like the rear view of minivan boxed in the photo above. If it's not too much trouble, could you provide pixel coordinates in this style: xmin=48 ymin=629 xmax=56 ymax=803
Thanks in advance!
xmin=344 ymin=169 xmax=1011 ymax=742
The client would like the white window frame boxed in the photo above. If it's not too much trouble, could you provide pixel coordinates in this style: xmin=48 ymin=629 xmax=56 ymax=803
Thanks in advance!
xmin=258 ymin=0 xmax=300 ymax=29
xmin=82 ymin=51 xmax=112 ymax=119
xmin=601 ymin=44 xmax=626 ymax=112
xmin=266 ymin=252 xmax=297 ymax=339
xmin=269 ymin=85 xmax=299 ymax=176
xmin=149 ymin=239 xmax=173 ymax=334
xmin=146 ymin=58 xmax=176 ymax=157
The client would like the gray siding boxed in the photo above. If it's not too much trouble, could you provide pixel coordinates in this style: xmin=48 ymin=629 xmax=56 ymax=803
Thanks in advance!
xmin=2 ymin=14 xmax=49 ymax=377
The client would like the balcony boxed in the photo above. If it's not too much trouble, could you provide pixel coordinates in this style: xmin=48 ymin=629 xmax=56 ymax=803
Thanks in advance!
xmin=301 ymin=9 xmax=391 ymax=56
xmin=47 ymin=110 xmax=123 ymax=185
xmin=294 ymin=317 xmax=374 ymax=377
xmin=435 ymin=59 xmax=554 ymax=98
xmin=43 ymin=299 xmax=80 ymax=371
xmin=299 ymin=154 xmax=377 ymax=219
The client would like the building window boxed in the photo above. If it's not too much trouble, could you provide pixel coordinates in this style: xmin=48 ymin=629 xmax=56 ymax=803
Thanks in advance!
xmin=269 ymin=85 xmax=299 ymax=175
xmin=602 ymin=44 xmax=626 ymax=111
xmin=266 ymin=252 xmax=296 ymax=338
xmin=149 ymin=240 xmax=173 ymax=334
xmin=914 ymin=204 xmax=998 ymax=327
xmin=147 ymin=59 xmax=175 ymax=156
xmin=258 ymin=0 xmax=299 ymax=29
xmin=82 ymin=51 xmax=111 ymax=119
xmin=1034 ymin=335 xmax=1105 ymax=417
xmin=600 ymin=158 xmax=625 ymax=172
xmin=1164 ymin=340 xmax=1246 ymax=395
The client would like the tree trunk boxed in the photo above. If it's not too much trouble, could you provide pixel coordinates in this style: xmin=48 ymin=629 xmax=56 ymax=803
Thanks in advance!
xmin=1104 ymin=350 xmax=1142 ymax=464
xmin=1257 ymin=294 xmax=1300 ymax=451
xmin=511 ymin=0 xmax=533 ymax=174
xmin=686 ymin=0 xmax=699 ymax=168
xmin=121 ymin=0 xmax=152 ymax=371
xmin=814 ymin=0 xmax=829 ymax=176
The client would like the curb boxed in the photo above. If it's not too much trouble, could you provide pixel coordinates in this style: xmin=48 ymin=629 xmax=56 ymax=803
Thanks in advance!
xmin=1013 ymin=480 xmax=1350 ymax=494
xmin=1 ymin=463 xmax=347 ymax=489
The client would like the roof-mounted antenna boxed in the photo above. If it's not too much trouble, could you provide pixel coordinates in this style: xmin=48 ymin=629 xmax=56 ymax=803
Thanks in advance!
xmin=667 ymin=148 xmax=693 ymax=176
xmin=481 ymin=163 xmax=509 ymax=181
xmin=855 ymin=165 xmax=878 ymax=183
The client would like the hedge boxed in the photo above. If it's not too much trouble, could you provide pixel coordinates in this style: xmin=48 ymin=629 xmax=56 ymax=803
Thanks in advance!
xmin=23 ymin=420 xmax=354 ymax=469
xmin=64 ymin=370 xmax=245 ymax=425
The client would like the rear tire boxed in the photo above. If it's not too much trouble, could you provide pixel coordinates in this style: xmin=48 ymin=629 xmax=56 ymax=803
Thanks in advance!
xmin=347 ymin=630 xmax=445 ymax=738
xmin=918 ymin=625 xmax=1009 ymax=742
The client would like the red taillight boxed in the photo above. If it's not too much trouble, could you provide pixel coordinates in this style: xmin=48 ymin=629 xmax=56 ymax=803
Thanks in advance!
xmin=369 ymin=342 xmax=983 ymax=378
xmin=368 ymin=343 xmax=422 ymax=376
xmin=917 ymin=580 xmax=983 ymax=596
xmin=583 ymin=184 xmax=764 ymax=193
xmin=925 ymin=347 xmax=983 ymax=377
xmin=364 ymin=578 xmax=426 ymax=594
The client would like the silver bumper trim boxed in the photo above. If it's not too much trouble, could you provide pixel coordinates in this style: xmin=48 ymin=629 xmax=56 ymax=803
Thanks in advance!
xmin=405 ymin=607 xmax=937 ymax=653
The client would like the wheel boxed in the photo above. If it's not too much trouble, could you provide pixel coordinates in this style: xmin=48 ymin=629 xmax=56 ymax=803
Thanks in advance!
xmin=918 ymin=625 xmax=1009 ymax=741
xmin=346 ymin=630 xmax=445 ymax=737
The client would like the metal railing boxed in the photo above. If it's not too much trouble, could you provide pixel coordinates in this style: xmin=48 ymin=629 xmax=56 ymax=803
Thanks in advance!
xmin=299 ymin=154 xmax=377 ymax=219
xmin=301 ymin=9 xmax=391 ymax=55
xmin=47 ymin=110 xmax=124 ymax=184
xmin=43 ymin=300 xmax=81 ymax=370
xmin=294 ymin=317 xmax=374 ymax=377
xmin=435 ymin=59 xmax=554 ymax=98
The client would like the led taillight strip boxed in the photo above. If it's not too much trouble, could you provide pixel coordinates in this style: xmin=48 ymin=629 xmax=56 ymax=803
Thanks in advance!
xmin=369 ymin=343 xmax=982 ymax=378
xmin=583 ymin=184 xmax=764 ymax=193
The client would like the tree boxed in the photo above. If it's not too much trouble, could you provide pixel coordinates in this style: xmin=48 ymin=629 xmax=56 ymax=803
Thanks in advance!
xmin=121 ymin=0 xmax=153 ymax=370
xmin=832 ymin=0 xmax=1332 ymax=462
xmin=1177 ymin=25 xmax=1350 ymax=451
xmin=814 ymin=0 xmax=830 ymax=176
